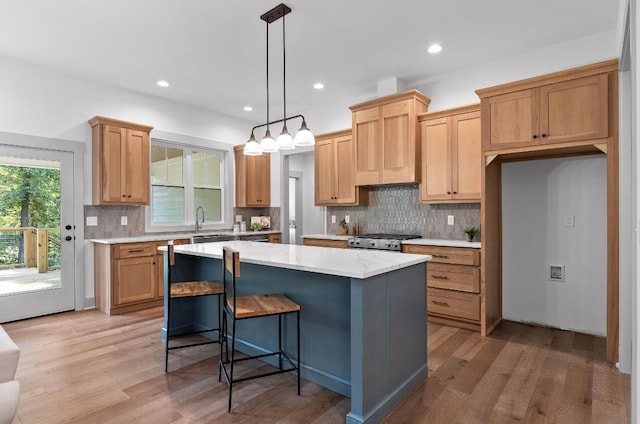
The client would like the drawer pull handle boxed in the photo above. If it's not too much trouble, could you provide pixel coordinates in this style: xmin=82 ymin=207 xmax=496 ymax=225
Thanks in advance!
xmin=432 ymin=254 xmax=449 ymax=259
xmin=432 ymin=300 xmax=449 ymax=307
xmin=432 ymin=275 xmax=449 ymax=280
xmin=128 ymin=249 xmax=145 ymax=253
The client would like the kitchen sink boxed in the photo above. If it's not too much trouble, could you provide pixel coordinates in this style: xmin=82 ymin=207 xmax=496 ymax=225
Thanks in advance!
xmin=190 ymin=234 xmax=236 ymax=243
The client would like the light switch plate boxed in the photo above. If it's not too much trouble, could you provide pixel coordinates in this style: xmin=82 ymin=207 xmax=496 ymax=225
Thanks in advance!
xmin=120 ymin=216 xmax=128 ymax=226
xmin=447 ymin=215 xmax=454 ymax=226
xmin=345 ymin=215 xmax=350 ymax=224
xmin=331 ymin=215 xmax=336 ymax=223
xmin=86 ymin=216 xmax=98 ymax=226
xmin=565 ymin=215 xmax=575 ymax=227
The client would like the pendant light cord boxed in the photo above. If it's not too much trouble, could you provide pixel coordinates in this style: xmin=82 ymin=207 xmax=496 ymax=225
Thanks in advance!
xmin=266 ymin=20 xmax=270 ymax=133
xmin=282 ymin=14 xmax=287 ymax=129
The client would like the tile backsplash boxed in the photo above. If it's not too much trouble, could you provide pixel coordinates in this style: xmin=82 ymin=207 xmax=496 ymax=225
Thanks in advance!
xmin=326 ymin=184 xmax=480 ymax=240
xmin=84 ymin=205 xmax=280 ymax=239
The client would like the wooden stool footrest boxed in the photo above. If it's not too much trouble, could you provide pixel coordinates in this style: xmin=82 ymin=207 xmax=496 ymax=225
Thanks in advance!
xmin=170 ymin=280 xmax=223 ymax=298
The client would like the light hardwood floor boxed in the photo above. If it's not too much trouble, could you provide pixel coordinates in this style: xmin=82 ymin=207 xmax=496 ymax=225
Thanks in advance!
xmin=3 ymin=307 xmax=629 ymax=423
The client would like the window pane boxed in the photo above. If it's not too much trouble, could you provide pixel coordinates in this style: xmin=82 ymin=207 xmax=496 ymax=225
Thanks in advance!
xmin=152 ymin=186 xmax=185 ymax=222
xmin=192 ymin=152 xmax=206 ymax=186
xmin=166 ymin=148 xmax=183 ymax=184
xmin=151 ymin=145 xmax=166 ymax=184
xmin=194 ymin=188 xmax=221 ymax=222
xmin=206 ymin=153 xmax=221 ymax=186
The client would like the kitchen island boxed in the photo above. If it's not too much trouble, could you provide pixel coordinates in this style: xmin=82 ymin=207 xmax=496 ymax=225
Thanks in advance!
xmin=163 ymin=241 xmax=430 ymax=424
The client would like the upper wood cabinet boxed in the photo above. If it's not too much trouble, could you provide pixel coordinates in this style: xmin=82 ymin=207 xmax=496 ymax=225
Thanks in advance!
xmin=234 ymin=145 xmax=270 ymax=207
xmin=349 ymin=90 xmax=430 ymax=185
xmin=419 ymin=105 xmax=481 ymax=203
xmin=89 ymin=116 xmax=153 ymax=205
xmin=478 ymin=66 xmax=611 ymax=152
xmin=314 ymin=129 xmax=368 ymax=206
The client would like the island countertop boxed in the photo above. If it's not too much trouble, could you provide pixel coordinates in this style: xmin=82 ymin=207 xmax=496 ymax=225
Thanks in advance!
xmin=164 ymin=240 xmax=430 ymax=279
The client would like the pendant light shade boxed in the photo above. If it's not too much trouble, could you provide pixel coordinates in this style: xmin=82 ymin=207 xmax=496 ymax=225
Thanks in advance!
xmin=276 ymin=125 xmax=295 ymax=150
xmin=243 ymin=132 xmax=262 ymax=156
xmin=293 ymin=119 xmax=315 ymax=146
xmin=260 ymin=129 xmax=278 ymax=153
xmin=243 ymin=4 xmax=314 ymax=155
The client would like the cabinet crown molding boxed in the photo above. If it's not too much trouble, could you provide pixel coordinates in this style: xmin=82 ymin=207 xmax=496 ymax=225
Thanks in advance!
xmin=88 ymin=116 xmax=154 ymax=133
xmin=475 ymin=59 xmax=618 ymax=99
xmin=349 ymin=89 xmax=431 ymax=112
xmin=418 ymin=103 xmax=480 ymax=122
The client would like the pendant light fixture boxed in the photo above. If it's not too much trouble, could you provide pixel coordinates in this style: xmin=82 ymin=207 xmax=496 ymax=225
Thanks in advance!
xmin=243 ymin=3 xmax=315 ymax=156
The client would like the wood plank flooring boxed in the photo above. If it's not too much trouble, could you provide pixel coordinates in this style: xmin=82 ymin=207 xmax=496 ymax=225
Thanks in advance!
xmin=3 ymin=308 xmax=629 ymax=423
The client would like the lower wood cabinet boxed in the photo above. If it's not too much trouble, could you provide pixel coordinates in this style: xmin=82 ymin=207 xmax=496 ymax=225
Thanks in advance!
xmin=302 ymin=238 xmax=348 ymax=249
xmin=268 ymin=233 xmax=281 ymax=243
xmin=94 ymin=239 xmax=188 ymax=315
xmin=403 ymin=244 xmax=481 ymax=331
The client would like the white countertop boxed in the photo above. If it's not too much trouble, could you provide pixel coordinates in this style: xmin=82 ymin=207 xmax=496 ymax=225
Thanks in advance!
xmin=91 ymin=230 xmax=281 ymax=245
xmin=301 ymin=234 xmax=352 ymax=241
xmin=163 ymin=240 xmax=430 ymax=279
xmin=402 ymin=238 xmax=481 ymax=248
xmin=301 ymin=234 xmax=481 ymax=248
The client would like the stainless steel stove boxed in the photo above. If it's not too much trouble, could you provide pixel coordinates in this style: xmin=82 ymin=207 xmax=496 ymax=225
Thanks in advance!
xmin=347 ymin=233 xmax=421 ymax=252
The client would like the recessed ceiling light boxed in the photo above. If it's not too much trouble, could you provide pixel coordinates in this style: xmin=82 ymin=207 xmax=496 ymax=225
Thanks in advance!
xmin=427 ymin=44 xmax=442 ymax=54
xmin=313 ymin=82 xmax=325 ymax=90
xmin=157 ymin=80 xmax=170 ymax=87
xmin=243 ymin=106 xmax=253 ymax=112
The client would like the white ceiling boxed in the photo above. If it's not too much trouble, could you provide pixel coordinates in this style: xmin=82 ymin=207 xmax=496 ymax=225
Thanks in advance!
xmin=0 ymin=1 xmax=622 ymax=126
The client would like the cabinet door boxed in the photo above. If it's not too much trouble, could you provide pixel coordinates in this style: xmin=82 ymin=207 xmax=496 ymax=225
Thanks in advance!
xmin=102 ymin=125 xmax=126 ymax=203
xmin=334 ymin=135 xmax=357 ymax=204
xmin=112 ymin=256 xmax=157 ymax=305
xmin=314 ymin=138 xmax=336 ymax=204
xmin=382 ymin=99 xmax=418 ymax=184
xmin=245 ymin=154 xmax=270 ymax=206
xmin=451 ymin=111 xmax=481 ymax=201
xmin=353 ymin=107 xmax=381 ymax=185
xmin=539 ymin=74 xmax=609 ymax=144
xmin=483 ymin=89 xmax=538 ymax=150
xmin=124 ymin=129 xmax=150 ymax=204
xmin=420 ymin=117 xmax=451 ymax=202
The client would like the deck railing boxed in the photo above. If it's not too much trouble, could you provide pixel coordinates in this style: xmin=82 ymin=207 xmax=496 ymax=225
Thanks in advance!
xmin=0 ymin=227 xmax=61 ymax=273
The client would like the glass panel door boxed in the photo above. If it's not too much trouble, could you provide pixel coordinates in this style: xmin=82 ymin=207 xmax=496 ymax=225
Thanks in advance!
xmin=0 ymin=146 xmax=75 ymax=322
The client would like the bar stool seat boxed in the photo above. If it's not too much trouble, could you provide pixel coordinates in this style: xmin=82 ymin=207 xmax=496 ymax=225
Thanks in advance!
xmin=165 ymin=242 xmax=223 ymax=372
xmin=219 ymin=246 xmax=301 ymax=412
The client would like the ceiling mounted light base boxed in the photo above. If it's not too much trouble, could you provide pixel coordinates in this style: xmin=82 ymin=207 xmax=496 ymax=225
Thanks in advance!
xmin=260 ymin=3 xmax=291 ymax=23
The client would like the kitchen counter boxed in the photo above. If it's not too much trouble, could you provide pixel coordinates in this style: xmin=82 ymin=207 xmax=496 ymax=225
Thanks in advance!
xmin=165 ymin=240 xmax=430 ymax=279
xmin=402 ymin=238 xmax=481 ymax=249
xmin=91 ymin=230 xmax=281 ymax=244
xmin=165 ymin=240 xmax=429 ymax=424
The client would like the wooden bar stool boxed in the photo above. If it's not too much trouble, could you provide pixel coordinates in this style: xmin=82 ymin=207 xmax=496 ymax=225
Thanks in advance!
xmin=165 ymin=241 xmax=223 ymax=372
xmin=218 ymin=246 xmax=300 ymax=412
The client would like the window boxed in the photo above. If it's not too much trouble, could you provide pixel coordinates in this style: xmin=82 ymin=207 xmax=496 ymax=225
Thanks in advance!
xmin=148 ymin=141 xmax=226 ymax=230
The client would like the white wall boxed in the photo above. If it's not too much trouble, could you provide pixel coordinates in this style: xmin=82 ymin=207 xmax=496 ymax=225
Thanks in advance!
xmin=502 ymin=156 xmax=608 ymax=335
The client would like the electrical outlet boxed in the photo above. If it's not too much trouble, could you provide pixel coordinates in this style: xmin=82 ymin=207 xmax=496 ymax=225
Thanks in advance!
xmin=120 ymin=216 xmax=128 ymax=226
xmin=331 ymin=215 xmax=336 ymax=224
xmin=447 ymin=215 xmax=454 ymax=226
xmin=548 ymin=264 xmax=565 ymax=282
xmin=565 ymin=215 xmax=575 ymax=227
xmin=86 ymin=216 xmax=97 ymax=226
xmin=345 ymin=215 xmax=350 ymax=224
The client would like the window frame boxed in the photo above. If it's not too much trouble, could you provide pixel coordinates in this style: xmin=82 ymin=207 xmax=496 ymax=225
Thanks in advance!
xmin=145 ymin=136 xmax=233 ymax=233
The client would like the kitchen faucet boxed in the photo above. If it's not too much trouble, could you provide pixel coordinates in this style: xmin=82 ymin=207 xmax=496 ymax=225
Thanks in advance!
xmin=195 ymin=205 xmax=205 ymax=233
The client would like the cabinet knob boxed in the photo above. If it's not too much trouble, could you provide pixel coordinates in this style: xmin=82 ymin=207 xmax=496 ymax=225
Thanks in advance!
xmin=122 ymin=194 xmax=126 ymax=198
xmin=127 ymin=195 xmax=131 ymax=198
xmin=453 ymin=191 xmax=457 ymax=194
xmin=532 ymin=134 xmax=538 ymax=139
xmin=447 ymin=191 xmax=451 ymax=194
xmin=541 ymin=133 xmax=547 ymax=138
xmin=65 ymin=236 xmax=72 ymax=241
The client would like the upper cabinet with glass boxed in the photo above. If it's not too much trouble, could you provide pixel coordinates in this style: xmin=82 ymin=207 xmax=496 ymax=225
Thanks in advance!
xmin=89 ymin=116 xmax=153 ymax=205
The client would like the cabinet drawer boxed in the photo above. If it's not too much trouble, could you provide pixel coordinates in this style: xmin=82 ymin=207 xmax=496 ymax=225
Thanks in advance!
xmin=427 ymin=288 xmax=480 ymax=321
xmin=302 ymin=238 xmax=348 ymax=249
xmin=112 ymin=243 xmax=155 ymax=259
xmin=268 ymin=233 xmax=281 ymax=243
xmin=428 ymin=263 xmax=480 ymax=293
xmin=404 ymin=245 xmax=479 ymax=265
